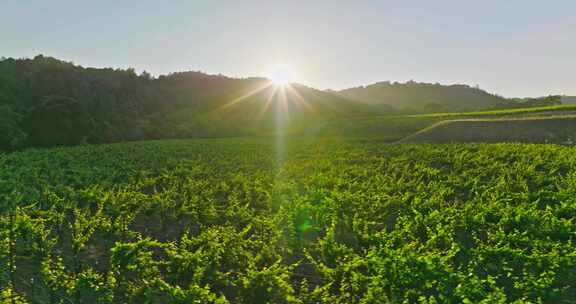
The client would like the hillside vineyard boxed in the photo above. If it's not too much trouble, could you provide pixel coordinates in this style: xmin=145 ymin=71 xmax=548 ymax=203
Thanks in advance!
xmin=1 ymin=138 xmax=574 ymax=303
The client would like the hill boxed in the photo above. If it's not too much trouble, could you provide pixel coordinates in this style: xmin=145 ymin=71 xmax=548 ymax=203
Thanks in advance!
xmin=335 ymin=81 xmax=508 ymax=111
xmin=151 ymin=72 xmax=389 ymax=138
xmin=401 ymin=116 xmax=576 ymax=144
xmin=334 ymin=82 xmax=563 ymax=113
xmin=0 ymin=55 xmax=567 ymax=151
xmin=0 ymin=55 xmax=383 ymax=150
xmin=321 ymin=104 xmax=576 ymax=142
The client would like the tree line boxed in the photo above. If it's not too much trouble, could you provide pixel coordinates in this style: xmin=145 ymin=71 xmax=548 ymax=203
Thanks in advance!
xmin=0 ymin=55 xmax=562 ymax=151
xmin=336 ymin=80 xmax=561 ymax=113
xmin=0 ymin=55 xmax=372 ymax=151
xmin=0 ymin=55 xmax=273 ymax=150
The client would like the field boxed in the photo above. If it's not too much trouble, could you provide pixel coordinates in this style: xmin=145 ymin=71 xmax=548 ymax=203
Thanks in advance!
xmin=324 ymin=104 xmax=576 ymax=142
xmin=1 ymin=138 xmax=575 ymax=303
xmin=402 ymin=116 xmax=576 ymax=144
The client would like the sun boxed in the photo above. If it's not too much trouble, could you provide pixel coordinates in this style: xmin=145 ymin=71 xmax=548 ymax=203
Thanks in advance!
xmin=268 ymin=64 xmax=294 ymax=86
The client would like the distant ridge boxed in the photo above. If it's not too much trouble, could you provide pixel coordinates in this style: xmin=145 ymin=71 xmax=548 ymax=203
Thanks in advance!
xmin=0 ymin=55 xmax=565 ymax=150
xmin=0 ymin=55 xmax=383 ymax=150
xmin=335 ymin=81 xmax=507 ymax=112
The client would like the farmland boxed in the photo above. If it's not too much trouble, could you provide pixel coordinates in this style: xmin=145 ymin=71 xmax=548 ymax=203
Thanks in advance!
xmin=323 ymin=104 xmax=576 ymax=142
xmin=1 ymin=138 xmax=575 ymax=303
xmin=402 ymin=116 xmax=576 ymax=144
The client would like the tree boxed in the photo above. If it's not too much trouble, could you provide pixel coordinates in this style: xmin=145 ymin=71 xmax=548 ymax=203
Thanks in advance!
xmin=23 ymin=96 xmax=94 ymax=147
xmin=0 ymin=106 xmax=26 ymax=150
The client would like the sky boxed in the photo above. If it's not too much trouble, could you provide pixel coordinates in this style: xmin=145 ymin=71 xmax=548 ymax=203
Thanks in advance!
xmin=1 ymin=0 xmax=575 ymax=97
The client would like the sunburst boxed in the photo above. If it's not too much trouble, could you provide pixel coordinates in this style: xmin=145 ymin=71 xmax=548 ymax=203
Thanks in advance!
xmin=210 ymin=63 xmax=313 ymax=167
xmin=268 ymin=64 xmax=293 ymax=86
xmin=214 ymin=64 xmax=310 ymax=120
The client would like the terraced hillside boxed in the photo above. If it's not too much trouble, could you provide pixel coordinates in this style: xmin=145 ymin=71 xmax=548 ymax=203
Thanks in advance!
xmin=402 ymin=116 xmax=576 ymax=144
xmin=324 ymin=104 xmax=576 ymax=143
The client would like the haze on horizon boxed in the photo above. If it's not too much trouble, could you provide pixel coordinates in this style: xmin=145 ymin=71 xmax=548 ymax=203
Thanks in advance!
xmin=1 ymin=0 xmax=574 ymax=98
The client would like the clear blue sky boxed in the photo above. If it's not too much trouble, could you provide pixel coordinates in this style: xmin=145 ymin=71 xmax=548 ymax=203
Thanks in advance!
xmin=1 ymin=0 xmax=574 ymax=97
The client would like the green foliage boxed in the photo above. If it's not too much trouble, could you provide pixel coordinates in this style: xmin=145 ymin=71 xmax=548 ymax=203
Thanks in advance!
xmin=323 ymin=104 xmax=576 ymax=142
xmin=0 ymin=138 xmax=575 ymax=303
xmin=503 ymin=95 xmax=563 ymax=109
xmin=0 ymin=56 xmax=382 ymax=151
xmin=0 ymin=105 xmax=26 ymax=150
xmin=24 ymin=95 xmax=94 ymax=147
xmin=336 ymin=81 xmax=508 ymax=111
xmin=2 ymin=55 xmax=562 ymax=151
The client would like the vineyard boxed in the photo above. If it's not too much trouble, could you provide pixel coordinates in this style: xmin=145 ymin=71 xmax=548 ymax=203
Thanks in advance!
xmin=1 ymin=138 xmax=575 ymax=303
xmin=324 ymin=104 xmax=576 ymax=142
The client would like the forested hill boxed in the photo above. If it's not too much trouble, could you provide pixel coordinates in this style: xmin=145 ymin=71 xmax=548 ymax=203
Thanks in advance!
xmin=335 ymin=81 xmax=508 ymax=112
xmin=0 ymin=55 xmax=560 ymax=151
xmin=0 ymin=55 xmax=381 ymax=151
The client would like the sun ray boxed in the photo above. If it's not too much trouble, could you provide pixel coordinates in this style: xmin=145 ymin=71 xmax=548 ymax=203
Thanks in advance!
xmin=274 ymin=86 xmax=287 ymax=168
xmin=213 ymin=81 xmax=273 ymax=114
xmin=278 ymin=85 xmax=291 ymax=122
xmin=285 ymin=84 xmax=315 ymax=113
xmin=256 ymin=85 xmax=278 ymax=122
